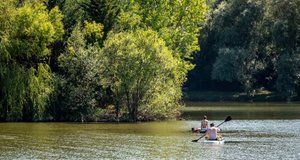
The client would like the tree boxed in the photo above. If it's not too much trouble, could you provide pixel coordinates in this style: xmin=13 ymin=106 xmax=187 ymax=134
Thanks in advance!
xmin=186 ymin=0 xmax=266 ymax=92
xmin=60 ymin=0 xmax=86 ymax=35
xmin=0 ymin=2 xmax=64 ymax=121
xmin=81 ymin=0 xmax=120 ymax=40
xmin=117 ymin=0 xmax=207 ymax=59
xmin=48 ymin=22 xmax=108 ymax=121
xmin=210 ymin=0 xmax=264 ymax=96
xmin=276 ymin=54 xmax=300 ymax=100
xmin=264 ymin=0 xmax=300 ymax=99
xmin=100 ymin=29 xmax=184 ymax=121
xmin=94 ymin=0 xmax=208 ymax=120
xmin=212 ymin=48 xmax=263 ymax=96
xmin=189 ymin=0 xmax=300 ymax=101
xmin=191 ymin=0 xmax=266 ymax=95
xmin=82 ymin=20 xmax=104 ymax=45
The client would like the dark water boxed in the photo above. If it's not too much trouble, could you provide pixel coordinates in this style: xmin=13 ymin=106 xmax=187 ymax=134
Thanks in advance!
xmin=181 ymin=102 xmax=300 ymax=120
xmin=0 ymin=104 xmax=300 ymax=159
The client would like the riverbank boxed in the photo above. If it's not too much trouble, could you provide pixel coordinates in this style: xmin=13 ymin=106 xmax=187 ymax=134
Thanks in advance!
xmin=182 ymin=90 xmax=300 ymax=102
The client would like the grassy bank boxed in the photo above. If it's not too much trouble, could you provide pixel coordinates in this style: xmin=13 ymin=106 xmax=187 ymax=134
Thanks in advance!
xmin=182 ymin=91 xmax=294 ymax=102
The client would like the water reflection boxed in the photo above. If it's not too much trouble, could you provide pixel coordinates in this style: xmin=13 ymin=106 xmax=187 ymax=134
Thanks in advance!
xmin=181 ymin=102 xmax=300 ymax=120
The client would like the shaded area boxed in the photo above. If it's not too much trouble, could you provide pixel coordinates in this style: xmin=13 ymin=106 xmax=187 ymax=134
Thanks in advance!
xmin=181 ymin=102 xmax=300 ymax=120
xmin=183 ymin=91 xmax=287 ymax=102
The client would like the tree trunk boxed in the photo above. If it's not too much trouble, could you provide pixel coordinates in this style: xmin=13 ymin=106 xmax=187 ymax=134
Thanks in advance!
xmin=125 ymin=90 xmax=140 ymax=122
xmin=115 ymin=100 xmax=120 ymax=122
xmin=128 ymin=104 xmax=137 ymax=122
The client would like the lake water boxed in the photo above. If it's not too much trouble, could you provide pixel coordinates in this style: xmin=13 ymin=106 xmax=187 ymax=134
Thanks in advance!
xmin=0 ymin=103 xmax=300 ymax=159
xmin=182 ymin=102 xmax=300 ymax=120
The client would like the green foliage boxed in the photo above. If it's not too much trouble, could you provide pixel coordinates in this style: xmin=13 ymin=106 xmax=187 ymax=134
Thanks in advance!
xmin=117 ymin=0 xmax=207 ymax=59
xmin=1 ymin=0 xmax=211 ymax=121
xmin=0 ymin=63 xmax=54 ymax=121
xmin=212 ymin=48 xmax=264 ymax=96
xmin=0 ymin=1 xmax=14 ymax=62
xmin=49 ymin=25 xmax=106 ymax=121
xmin=210 ymin=0 xmax=263 ymax=48
xmin=45 ymin=0 xmax=66 ymax=10
xmin=263 ymin=0 xmax=300 ymax=99
xmin=0 ymin=1 xmax=63 ymax=121
xmin=276 ymin=54 xmax=300 ymax=100
xmin=115 ymin=4 xmax=142 ymax=31
xmin=5 ymin=3 xmax=64 ymax=60
xmin=111 ymin=1 xmax=208 ymax=114
xmin=27 ymin=64 xmax=54 ymax=121
xmin=100 ymin=29 xmax=184 ymax=121
xmin=83 ymin=20 xmax=104 ymax=45
xmin=204 ymin=0 xmax=263 ymax=96
xmin=212 ymin=48 xmax=248 ymax=83
xmin=81 ymin=0 xmax=120 ymax=39
xmin=45 ymin=0 xmax=208 ymax=121
xmin=61 ymin=0 xmax=86 ymax=34
xmin=0 ymin=63 xmax=27 ymax=121
xmin=188 ymin=0 xmax=300 ymax=100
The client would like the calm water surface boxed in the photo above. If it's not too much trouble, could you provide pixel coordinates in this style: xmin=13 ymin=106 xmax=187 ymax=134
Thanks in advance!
xmin=182 ymin=102 xmax=300 ymax=120
xmin=0 ymin=104 xmax=300 ymax=159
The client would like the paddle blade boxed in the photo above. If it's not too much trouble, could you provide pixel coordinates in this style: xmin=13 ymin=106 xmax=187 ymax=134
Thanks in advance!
xmin=224 ymin=116 xmax=232 ymax=122
xmin=192 ymin=139 xmax=198 ymax=143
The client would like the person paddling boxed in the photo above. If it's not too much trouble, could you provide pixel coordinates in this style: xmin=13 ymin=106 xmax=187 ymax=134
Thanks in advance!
xmin=205 ymin=123 xmax=222 ymax=140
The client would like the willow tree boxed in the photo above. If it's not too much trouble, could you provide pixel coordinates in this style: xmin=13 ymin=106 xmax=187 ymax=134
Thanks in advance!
xmin=100 ymin=30 xmax=183 ymax=121
xmin=0 ymin=2 xmax=64 ymax=121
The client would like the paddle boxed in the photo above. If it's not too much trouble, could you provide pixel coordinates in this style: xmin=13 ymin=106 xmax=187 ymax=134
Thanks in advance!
xmin=191 ymin=116 xmax=232 ymax=143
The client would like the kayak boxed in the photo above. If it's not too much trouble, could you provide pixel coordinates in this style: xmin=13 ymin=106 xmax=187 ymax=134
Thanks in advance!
xmin=203 ymin=139 xmax=225 ymax=145
xmin=191 ymin=128 xmax=207 ymax=133
xmin=199 ymin=129 xmax=207 ymax=133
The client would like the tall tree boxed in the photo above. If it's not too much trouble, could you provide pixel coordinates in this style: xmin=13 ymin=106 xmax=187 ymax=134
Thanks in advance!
xmin=107 ymin=0 xmax=207 ymax=120
xmin=0 ymin=1 xmax=64 ymax=121
xmin=210 ymin=0 xmax=264 ymax=96
xmin=117 ymin=0 xmax=207 ymax=59
xmin=189 ymin=0 xmax=300 ymax=100
xmin=265 ymin=0 xmax=300 ymax=99
xmin=100 ymin=29 xmax=183 ymax=121
xmin=49 ymin=22 xmax=106 ymax=121
xmin=81 ymin=0 xmax=120 ymax=41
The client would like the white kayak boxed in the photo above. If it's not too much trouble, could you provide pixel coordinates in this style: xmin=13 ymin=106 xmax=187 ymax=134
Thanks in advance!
xmin=203 ymin=139 xmax=225 ymax=145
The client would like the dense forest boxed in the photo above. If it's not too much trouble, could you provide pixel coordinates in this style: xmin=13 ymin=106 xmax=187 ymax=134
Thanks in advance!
xmin=0 ymin=0 xmax=206 ymax=122
xmin=0 ymin=0 xmax=299 ymax=122
xmin=186 ymin=0 xmax=300 ymax=101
